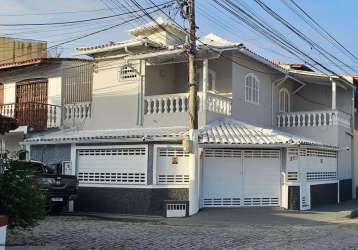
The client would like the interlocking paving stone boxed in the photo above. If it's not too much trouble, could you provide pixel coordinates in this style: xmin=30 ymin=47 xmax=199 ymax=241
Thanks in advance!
xmin=6 ymin=215 xmax=358 ymax=250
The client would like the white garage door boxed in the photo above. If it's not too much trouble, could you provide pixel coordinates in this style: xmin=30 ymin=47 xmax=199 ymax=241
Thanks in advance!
xmin=203 ymin=149 xmax=281 ymax=207
xmin=77 ymin=146 xmax=148 ymax=185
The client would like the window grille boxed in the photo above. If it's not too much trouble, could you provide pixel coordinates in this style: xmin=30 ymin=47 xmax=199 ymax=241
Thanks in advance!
xmin=203 ymin=198 xmax=241 ymax=207
xmin=78 ymin=148 xmax=146 ymax=156
xmin=243 ymin=197 xmax=279 ymax=206
xmin=119 ymin=64 xmax=137 ymax=80
xmin=159 ymin=149 xmax=189 ymax=157
xmin=299 ymin=148 xmax=336 ymax=158
xmin=287 ymin=171 xmax=298 ymax=181
xmin=244 ymin=150 xmax=280 ymax=159
xmin=158 ymin=175 xmax=189 ymax=184
xmin=78 ymin=172 xmax=146 ymax=184
xmin=204 ymin=149 xmax=242 ymax=158
xmin=306 ymin=172 xmax=337 ymax=181
xmin=166 ymin=203 xmax=187 ymax=217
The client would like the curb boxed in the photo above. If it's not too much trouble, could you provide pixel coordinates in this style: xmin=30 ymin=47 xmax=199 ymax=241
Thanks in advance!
xmin=349 ymin=210 xmax=358 ymax=219
xmin=63 ymin=212 xmax=166 ymax=224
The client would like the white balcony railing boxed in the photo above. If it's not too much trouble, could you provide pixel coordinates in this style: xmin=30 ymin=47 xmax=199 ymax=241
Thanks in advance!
xmin=277 ymin=110 xmax=351 ymax=129
xmin=144 ymin=93 xmax=189 ymax=115
xmin=0 ymin=102 xmax=61 ymax=130
xmin=144 ymin=92 xmax=232 ymax=116
xmin=63 ymin=102 xmax=91 ymax=121
xmin=207 ymin=92 xmax=232 ymax=116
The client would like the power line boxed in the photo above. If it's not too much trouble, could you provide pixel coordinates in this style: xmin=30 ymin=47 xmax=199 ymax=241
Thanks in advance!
xmin=284 ymin=0 xmax=358 ymax=64
xmin=212 ymin=0 xmax=353 ymax=85
xmin=253 ymin=0 xmax=355 ymax=76
xmin=0 ymin=2 xmax=173 ymax=26
xmin=0 ymin=8 xmax=166 ymax=65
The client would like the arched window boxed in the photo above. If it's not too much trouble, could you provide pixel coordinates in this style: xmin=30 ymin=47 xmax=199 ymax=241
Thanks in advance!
xmin=279 ymin=88 xmax=290 ymax=112
xmin=245 ymin=73 xmax=259 ymax=104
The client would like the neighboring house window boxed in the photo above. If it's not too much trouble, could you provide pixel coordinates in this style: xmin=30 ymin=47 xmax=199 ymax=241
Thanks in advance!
xmin=245 ymin=73 xmax=259 ymax=104
xmin=63 ymin=62 xmax=93 ymax=104
xmin=279 ymin=88 xmax=290 ymax=112
xmin=119 ymin=64 xmax=137 ymax=80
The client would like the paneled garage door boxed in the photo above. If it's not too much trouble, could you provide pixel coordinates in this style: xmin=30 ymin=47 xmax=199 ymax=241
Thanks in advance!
xmin=203 ymin=149 xmax=281 ymax=207
xmin=77 ymin=146 xmax=148 ymax=185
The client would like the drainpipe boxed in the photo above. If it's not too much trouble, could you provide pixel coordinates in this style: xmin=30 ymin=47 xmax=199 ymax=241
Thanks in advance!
xmin=351 ymin=88 xmax=356 ymax=199
xmin=271 ymin=73 xmax=289 ymax=126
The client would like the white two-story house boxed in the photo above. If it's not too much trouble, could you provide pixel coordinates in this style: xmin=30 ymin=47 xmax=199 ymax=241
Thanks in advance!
xmin=10 ymin=18 xmax=355 ymax=216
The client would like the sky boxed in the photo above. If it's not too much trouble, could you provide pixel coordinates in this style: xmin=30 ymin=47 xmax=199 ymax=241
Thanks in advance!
xmin=0 ymin=0 xmax=358 ymax=73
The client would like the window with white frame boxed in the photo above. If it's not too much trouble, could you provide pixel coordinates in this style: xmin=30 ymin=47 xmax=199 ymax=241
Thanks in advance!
xmin=245 ymin=73 xmax=259 ymax=104
xmin=279 ymin=88 xmax=290 ymax=112
xmin=118 ymin=64 xmax=137 ymax=80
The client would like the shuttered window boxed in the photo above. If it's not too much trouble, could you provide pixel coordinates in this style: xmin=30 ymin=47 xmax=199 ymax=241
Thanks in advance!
xmin=63 ymin=62 xmax=93 ymax=104
xmin=245 ymin=73 xmax=259 ymax=104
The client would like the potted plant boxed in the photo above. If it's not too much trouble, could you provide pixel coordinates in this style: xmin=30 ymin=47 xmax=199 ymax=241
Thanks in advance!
xmin=0 ymin=161 xmax=47 ymax=247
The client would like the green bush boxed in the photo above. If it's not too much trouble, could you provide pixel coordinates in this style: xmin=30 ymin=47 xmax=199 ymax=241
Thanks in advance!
xmin=0 ymin=161 xmax=47 ymax=229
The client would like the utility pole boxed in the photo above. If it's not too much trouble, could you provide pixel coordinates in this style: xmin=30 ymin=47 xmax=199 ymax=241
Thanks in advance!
xmin=187 ymin=0 xmax=198 ymax=131
xmin=181 ymin=0 xmax=199 ymax=215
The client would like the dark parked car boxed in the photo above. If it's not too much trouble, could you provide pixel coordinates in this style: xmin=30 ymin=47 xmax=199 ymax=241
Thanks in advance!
xmin=1 ymin=160 xmax=78 ymax=214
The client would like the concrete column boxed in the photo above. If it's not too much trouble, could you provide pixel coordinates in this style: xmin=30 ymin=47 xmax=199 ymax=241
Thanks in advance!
xmin=202 ymin=58 xmax=209 ymax=111
xmin=331 ymin=80 xmax=337 ymax=110
xmin=70 ymin=143 xmax=76 ymax=176
xmin=188 ymin=129 xmax=199 ymax=215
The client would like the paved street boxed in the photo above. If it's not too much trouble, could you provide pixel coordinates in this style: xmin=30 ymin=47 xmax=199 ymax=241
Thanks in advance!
xmin=6 ymin=202 xmax=358 ymax=250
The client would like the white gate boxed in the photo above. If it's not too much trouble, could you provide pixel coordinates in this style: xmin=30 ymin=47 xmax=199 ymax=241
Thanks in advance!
xmin=203 ymin=149 xmax=281 ymax=207
xmin=77 ymin=145 xmax=148 ymax=185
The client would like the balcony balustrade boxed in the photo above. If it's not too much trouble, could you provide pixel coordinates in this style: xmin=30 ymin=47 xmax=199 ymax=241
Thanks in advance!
xmin=0 ymin=102 xmax=61 ymax=130
xmin=144 ymin=92 xmax=232 ymax=116
xmin=277 ymin=110 xmax=351 ymax=129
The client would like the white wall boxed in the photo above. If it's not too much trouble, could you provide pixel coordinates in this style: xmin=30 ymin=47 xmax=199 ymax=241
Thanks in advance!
xmin=231 ymin=51 xmax=278 ymax=128
xmin=83 ymin=59 xmax=141 ymax=130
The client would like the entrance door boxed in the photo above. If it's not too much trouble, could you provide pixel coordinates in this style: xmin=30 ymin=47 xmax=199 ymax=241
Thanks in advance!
xmin=16 ymin=79 xmax=48 ymax=130
xmin=202 ymin=149 xmax=281 ymax=207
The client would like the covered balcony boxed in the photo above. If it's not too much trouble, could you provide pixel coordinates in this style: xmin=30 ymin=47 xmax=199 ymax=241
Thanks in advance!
xmin=132 ymin=51 xmax=233 ymax=127
xmin=274 ymin=70 xmax=354 ymax=146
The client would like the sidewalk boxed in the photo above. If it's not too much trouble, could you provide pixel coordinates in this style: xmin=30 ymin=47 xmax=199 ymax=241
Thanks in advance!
xmin=66 ymin=200 xmax=358 ymax=226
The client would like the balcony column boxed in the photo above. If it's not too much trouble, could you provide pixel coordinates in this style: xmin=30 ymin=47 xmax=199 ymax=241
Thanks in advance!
xmin=331 ymin=79 xmax=336 ymax=110
xmin=202 ymin=58 xmax=209 ymax=111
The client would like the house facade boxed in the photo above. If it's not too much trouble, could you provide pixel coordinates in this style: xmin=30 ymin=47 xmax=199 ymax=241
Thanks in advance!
xmin=3 ymin=18 xmax=355 ymax=215
xmin=0 ymin=57 xmax=93 ymax=158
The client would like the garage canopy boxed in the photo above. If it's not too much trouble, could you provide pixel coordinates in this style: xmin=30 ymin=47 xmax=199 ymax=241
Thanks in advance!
xmin=199 ymin=118 xmax=336 ymax=148
xmin=24 ymin=118 xmax=335 ymax=149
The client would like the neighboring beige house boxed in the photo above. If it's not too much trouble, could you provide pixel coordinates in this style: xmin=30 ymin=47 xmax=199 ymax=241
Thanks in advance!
xmin=0 ymin=37 xmax=47 ymax=64
xmin=0 ymin=57 xmax=93 ymax=157
xmin=1 ymin=18 xmax=355 ymax=216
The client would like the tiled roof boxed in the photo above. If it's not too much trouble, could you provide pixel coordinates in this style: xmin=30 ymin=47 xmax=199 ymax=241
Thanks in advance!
xmin=0 ymin=57 xmax=92 ymax=70
xmin=129 ymin=17 xmax=185 ymax=36
xmin=24 ymin=126 xmax=188 ymax=143
xmin=199 ymin=118 xmax=334 ymax=147
xmin=25 ymin=118 xmax=335 ymax=148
